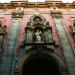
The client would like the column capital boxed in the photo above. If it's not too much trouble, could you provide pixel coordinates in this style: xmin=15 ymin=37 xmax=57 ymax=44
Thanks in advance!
xmin=50 ymin=7 xmax=62 ymax=18
xmin=12 ymin=7 xmax=24 ymax=18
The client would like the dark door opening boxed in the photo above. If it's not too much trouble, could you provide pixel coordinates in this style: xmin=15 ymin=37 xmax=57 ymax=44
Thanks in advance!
xmin=23 ymin=53 xmax=60 ymax=75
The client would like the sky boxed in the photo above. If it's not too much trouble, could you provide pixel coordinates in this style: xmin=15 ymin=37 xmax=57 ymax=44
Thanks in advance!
xmin=0 ymin=0 xmax=75 ymax=3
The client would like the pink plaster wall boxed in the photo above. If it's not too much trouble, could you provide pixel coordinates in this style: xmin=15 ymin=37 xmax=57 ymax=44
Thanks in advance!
xmin=0 ymin=15 xmax=12 ymax=30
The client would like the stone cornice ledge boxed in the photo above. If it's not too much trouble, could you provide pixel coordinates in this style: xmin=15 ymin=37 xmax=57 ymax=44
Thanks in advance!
xmin=0 ymin=1 xmax=75 ymax=9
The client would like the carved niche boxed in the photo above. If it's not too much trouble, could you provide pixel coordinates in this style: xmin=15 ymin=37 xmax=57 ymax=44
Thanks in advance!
xmin=0 ymin=25 xmax=7 ymax=47
xmin=24 ymin=14 xmax=54 ymax=44
xmin=0 ymin=24 xmax=3 ymax=47
xmin=69 ymin=20 xmax=75 ymax=39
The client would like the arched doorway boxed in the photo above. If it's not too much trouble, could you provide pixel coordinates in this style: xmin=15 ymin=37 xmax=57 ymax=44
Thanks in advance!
xmin=22 ymin=53 xmax=60 ymax=75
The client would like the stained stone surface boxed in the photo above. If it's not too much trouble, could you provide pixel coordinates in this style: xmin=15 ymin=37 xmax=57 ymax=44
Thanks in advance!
xmin=0 ymin=19 xmax=21 ymax=75
xmin=54 ymin=18 xmax=75 ymax=75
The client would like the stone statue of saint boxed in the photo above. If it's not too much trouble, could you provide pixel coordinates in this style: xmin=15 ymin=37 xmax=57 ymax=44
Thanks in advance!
xmin=0 ymin=25 xmax=3 ymax=47
xmin=35 ymin=30 xmax=42 ymax=42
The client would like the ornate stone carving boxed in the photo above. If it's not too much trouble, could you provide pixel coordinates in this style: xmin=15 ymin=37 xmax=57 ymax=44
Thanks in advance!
xmin=30 ymin=14 xmax=45 ymax=25
xmin=72 ymin=20 xmax=75 ymax=34
xmin=0 ymin=1 xmax=75 ymax=9
xmin=0 ymin=24 xmax=7 ymax=47
xmin=51 ymin=8 xmax=62 ymax=18
xmin=46 ymin=22 xmax=50 ymax=26
xmin=3 ymin=25 xmax=7 ymax=36
xmin=27 ymin=22 xmax=31 ymax=26
xmin=34 ymin=30 xmax=42 ymax=43
xmin=44 ymin=22 xmax=53 ymax=43
xmin=24 ymin=15 xmax=54 ymax=44
xmin=12 ymin=7 xmax=24 ymax=18
xmin=0 ymin=25 xmax=3 ymax=47
xmin=15 ymin=14 xmax=68 ymax=75
xmin=69 ymin=20 xmax=75 ymax=39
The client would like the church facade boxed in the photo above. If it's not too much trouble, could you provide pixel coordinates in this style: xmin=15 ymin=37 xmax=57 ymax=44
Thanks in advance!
xmin=0 ymin=1 xmax=75 ymax=75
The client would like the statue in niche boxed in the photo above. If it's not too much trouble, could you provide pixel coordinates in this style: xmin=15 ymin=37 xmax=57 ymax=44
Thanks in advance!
xmin=35 ymin=30 xmax=42 ymax=43
xmin=0 ymin=25 xmax=7 ymax=47
xmin=26 ymin=30 xmax=32 ymax=43
xmin=3 ymin=25 xmax=7 ymax=36
xmin=3 ymin=25 xmax=7 ymax=42
xmin=45 ymin=30 xmax=53 ymax=43
xmin=69 ymin=20 xmax=75 ymax=41
xmin=69 ymin=20 xmax=75 ymax=35
xmin=0 ymin=25 xmax=3 ymax=47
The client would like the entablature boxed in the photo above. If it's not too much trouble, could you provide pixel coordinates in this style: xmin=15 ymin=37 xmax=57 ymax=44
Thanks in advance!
xmin=0 ymin=1 xmax=75 ymax=9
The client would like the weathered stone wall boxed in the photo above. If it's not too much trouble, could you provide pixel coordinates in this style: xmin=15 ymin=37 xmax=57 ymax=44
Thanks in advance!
xmin=0 ymin=8 xmax=75 ymax=75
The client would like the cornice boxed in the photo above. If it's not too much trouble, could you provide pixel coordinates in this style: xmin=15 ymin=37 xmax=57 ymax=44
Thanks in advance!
xmin=0 ymin=1 xmax=75 ymax=9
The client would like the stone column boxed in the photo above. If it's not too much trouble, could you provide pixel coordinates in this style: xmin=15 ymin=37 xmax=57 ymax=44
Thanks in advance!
xmin=51 ymin=9 xmax=75 ymax=75
xmin=0 ymin=9 xmax=24 ymax=75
